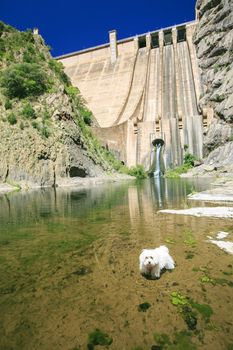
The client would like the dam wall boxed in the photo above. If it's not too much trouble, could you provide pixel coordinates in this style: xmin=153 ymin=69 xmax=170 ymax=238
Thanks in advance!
xmin=58 ymin=21 xmax=204 ymax=169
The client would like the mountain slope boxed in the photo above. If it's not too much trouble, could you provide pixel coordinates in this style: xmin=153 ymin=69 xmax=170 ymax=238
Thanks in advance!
xmin=0 ymin=22 xmax=114 ymax=188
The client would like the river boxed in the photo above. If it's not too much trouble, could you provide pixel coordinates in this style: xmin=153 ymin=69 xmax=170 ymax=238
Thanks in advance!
xmin=0 ymin=178 xmax=232 ymax=350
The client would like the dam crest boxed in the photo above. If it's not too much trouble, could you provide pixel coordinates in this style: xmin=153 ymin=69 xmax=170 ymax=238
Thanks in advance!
xmin=58 ymin=20 xmax=211 ymax=169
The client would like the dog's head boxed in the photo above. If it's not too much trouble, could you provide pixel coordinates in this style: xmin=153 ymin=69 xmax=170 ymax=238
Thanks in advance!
xmin=140 ymin=250 xmax=158 ymax=270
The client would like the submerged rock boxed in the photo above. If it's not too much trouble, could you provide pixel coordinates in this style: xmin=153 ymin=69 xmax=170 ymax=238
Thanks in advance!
xmin=207 ymin=240 xmax=233 ymax=254
xmin=159 ymin=207 xmax=233 ymax=218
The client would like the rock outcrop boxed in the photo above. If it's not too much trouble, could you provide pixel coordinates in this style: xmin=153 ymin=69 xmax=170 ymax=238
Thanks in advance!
xmin=0 ymin=112 xmax=105 ymax=188
xmin=185 ymin=141 xmax=233 ymax=176
xmin=194 ymin=0 xmax=233 ymax=155
xmin=0 ymin=22 xmax=112 ymax=188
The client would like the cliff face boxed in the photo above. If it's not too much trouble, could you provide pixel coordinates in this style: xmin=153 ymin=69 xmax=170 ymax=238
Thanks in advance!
xmin=194 ymin=0 xmax=233 ymax=156
xmin=0 ymin=22 xmax=111 ymax=188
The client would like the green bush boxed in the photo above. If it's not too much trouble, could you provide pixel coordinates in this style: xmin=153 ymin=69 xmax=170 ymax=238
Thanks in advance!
xmin=165 ymin=164 xmax=191 ymax=178
xmin=7 ymin=113 xmax=17 ymax=125
xmin=4 ymin=99 xmax=12 ymax=110
xmin=65 ymin=85 xmax=80 ymax=99
xmin=31 ymin=121 xmax=39 ymax=130
xmin=41 ymin=125 xmax=50 ymax=138
xmin=184 ymin=153 xmax=198 ymax=167
xmin=82 ymin=110 xmax=92 ymax=125
xmin=0 ymin=21 xmax=5 ymax=35
xmin=165 ymin=152 xmax=198 ymax=178
xmin=21 ymin=103 xmax=36 ymax=119
xmin=43 ymin=106 xmax=50 ymax=120
xmin=0 ymin=63 xmax=49 ymax=98
xmin=23 ymin=51 xmax=35 ymax=63
xmin=0 ymin=38 xmax=6 ymax=57
xmin=48 ymin=59 xmax=70 ymax=85
xmin=127 ymin=165 xmax=147 ymax=179
xmin=8 ymin=30 xmax=34 ymax=49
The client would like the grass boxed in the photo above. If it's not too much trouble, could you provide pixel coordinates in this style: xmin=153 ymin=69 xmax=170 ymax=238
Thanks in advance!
xmin=165 ymin=164 xmax=192 ymax=178
xmin=7 ymin=112 xmax=17 ymax=125
xmin=165 ymin=153 xmax=199 ymax=178
xmin=4 ymin=99 xmax=12 ymax=109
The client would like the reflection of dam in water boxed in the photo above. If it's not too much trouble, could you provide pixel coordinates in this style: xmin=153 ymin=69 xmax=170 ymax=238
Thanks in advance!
xmin=57 ymin=20 xmax=209 ymax=170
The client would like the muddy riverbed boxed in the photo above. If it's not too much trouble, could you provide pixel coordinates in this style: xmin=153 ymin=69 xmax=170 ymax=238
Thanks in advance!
xmin=0 ymin=178 xmax=232 ymax=350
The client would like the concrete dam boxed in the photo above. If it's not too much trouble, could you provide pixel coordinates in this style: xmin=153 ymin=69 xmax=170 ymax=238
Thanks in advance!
xmin=58 ymin=21 xmax=207 ymax=170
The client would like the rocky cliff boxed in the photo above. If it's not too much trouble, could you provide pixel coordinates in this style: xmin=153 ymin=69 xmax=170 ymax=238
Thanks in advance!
xmin=0 ymin=22 xmax=115 ymax=188
xmin=194 ymin=0 xmax=233 ymax=171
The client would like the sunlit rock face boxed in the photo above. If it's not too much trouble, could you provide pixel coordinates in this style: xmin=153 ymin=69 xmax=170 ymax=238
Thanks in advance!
xmin=194 ymin=0 xmax=233 ymax=155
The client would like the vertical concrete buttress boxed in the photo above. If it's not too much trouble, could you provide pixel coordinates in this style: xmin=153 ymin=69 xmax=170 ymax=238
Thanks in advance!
xmin=158 ymin=31 xmax=164 ymax=121
xmin=109 ymin=30 xmax=118 ymax=63
xmin=134 ymin=36 xmax=139 ymax=52
xmin=146 ymin=33 xmax=151 ymax=49
xmin=172 ymin=28 xmax=182 ymax=122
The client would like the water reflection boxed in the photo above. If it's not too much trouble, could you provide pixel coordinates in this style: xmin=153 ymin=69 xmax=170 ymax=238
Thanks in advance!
xmin=0 ymin=178 xmax=211 ymax=229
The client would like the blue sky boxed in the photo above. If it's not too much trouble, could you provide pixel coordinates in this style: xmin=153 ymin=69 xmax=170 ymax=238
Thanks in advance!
xmin=1 ymin=0 xmax=197 ymax=57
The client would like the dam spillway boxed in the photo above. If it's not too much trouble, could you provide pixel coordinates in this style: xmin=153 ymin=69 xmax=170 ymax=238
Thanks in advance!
xmin=57 ymin=21 xmax=205 ymax=170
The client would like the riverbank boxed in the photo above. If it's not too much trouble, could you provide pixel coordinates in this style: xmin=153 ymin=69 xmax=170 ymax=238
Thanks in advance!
xmin=159 ymin=177 xmax=233 ymax=219
xmin=0 ymin=182 xmax=20 ymax=194
xmin=0 ymin=173 xmax=134 ymax=195
xmin=188 ymin=178 xmax=233 ymax=202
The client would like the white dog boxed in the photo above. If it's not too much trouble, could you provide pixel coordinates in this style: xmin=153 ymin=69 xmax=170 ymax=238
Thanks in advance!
xmin=139 ymin=245 xmax=175 ymax=279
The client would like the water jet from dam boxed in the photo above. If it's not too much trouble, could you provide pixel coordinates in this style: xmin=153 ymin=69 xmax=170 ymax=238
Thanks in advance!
xmin=57 ymin=20 xmax=209 ymax=170
xmin=150 ymin=139 xmax=165 ymax=177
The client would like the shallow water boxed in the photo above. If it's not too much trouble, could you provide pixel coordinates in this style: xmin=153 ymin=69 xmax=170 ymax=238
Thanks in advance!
xmin=0 ymin=178 xmax=232 ymax=350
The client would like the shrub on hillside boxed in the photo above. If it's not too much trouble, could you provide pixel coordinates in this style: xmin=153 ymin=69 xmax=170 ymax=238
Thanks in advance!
xmin=49 ymin=59 xmax=70 ymax=85
xmin=0 ymin=38 xmax=5 ymax=57
xmin=7 ymin=113 xmax=17 ymax=125
xmin=82 ymin=109 xmax=92 ymax=125
xmin=21 ymin=103 xmax=36 ymax=119
xmin=0 ymin=63 xmax=49 ymax=98
xmin=65 ymin=85 xmax=80 ymax=98
xmin=41 ymin=125 xmax=51 ymax=138
xmin=4 ymin=99 xmax=12 ymax=110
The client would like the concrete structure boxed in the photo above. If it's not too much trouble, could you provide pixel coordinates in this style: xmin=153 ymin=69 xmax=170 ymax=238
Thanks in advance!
xmin=57 ymin=21 xmax=204 ymax=169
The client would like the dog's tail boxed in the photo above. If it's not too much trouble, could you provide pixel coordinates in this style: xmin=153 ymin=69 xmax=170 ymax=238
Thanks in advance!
xmin=159 ymin=245 xmax=169 ymax=253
